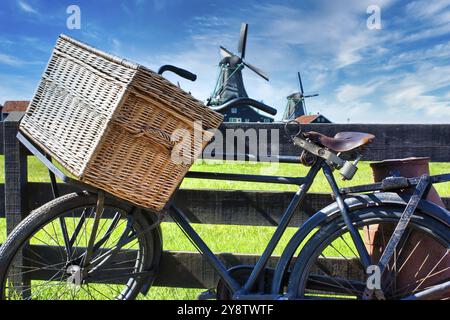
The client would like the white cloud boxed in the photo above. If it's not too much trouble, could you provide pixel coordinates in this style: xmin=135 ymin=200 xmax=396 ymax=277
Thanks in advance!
xmin=254 ymin=1 xmax=398 ymax=70
xmin=383 ymin=69 xmax=450 ymax=117
xmin=402 ymin=22 xmax=450 ymax=42
xmin=386 ymin=41 xmax=450 ymax=68
xmin=0 ymin=53 xmax=24 ymax=66
xmin=331 ymin=63 xmax=450 ymax=123
xmin=193 ymin=16 xmax=228 ymax=28
xmin=18 ymin=0 xmax=38 ymax=14
xmin=111 ymin=38 xmax=121 ymax=52
xmin=399 ymin=0 xmax=450 ymax=42
xmin=336 ymin=84 xmax=376 ymax=103
xmin=406 ymin=0 xmax=450 ymax=19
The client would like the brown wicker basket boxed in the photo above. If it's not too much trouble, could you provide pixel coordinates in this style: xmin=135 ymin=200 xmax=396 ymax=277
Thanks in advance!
xmin=20 ymin=34 xmax=223 ymax=211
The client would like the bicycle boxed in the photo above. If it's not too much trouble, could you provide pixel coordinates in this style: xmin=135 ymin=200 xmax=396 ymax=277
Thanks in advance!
xmin=0 ymin=66 xmax=448 ymax=300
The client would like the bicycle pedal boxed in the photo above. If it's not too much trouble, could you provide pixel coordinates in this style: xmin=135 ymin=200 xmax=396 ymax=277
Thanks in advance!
xmin=197 ymin=289 xmax=217 ymax=300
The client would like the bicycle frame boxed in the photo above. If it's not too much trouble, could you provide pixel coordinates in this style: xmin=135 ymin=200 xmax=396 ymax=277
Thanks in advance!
xmin=169 ymin=157 xmax=379 ymax=299
xmin=16 ymin=131 xmax=450 ymax=300
xmin=172 ymin=159 xmax=325 ymax=298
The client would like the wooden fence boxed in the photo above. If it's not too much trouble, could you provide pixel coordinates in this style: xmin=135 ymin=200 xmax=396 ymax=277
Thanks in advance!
xmin=1 ymin=111 xmax=450 ymax=289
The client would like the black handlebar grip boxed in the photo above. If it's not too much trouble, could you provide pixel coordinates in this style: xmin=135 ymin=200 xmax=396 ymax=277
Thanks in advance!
xmin=213 ymin=98 xmax=278 ymax=116
xmin=253 ymin=101 xmax=278 ymax=116
xmin=234 ymin=98 xmax=277 ymax=116
xmin=157 ymin=65 xmax=197 ymax=82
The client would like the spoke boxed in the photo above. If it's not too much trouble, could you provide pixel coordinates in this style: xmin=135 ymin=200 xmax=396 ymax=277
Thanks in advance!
xmin=338 ymin=235 xmax=360 ymax=259
xmin=69 ymin=207 xmax=90 ymax=248
xmin=51 ymin=280 xmax=72 ymax=301
xmin=23 ymin=249 xmax=60 ymax=268
xmin=28 ymin=282 xmax=66 ymax=300
xmin=389 ymin=264 xmax=450 ymax=298
xmin=307 ymin=276 xmax=363 ymax=296
xmin=70 ymin=284 xmax=77 ymax=300
xmin=413 ymin=250 xmax=449 ymax=292
xmin=93 ymin=212 xmax=122 ymax=251
xmin=36 ymin=229 xmax=66 ymax=262
xmin=85 ymin=283 xmax=113 ymax=300
xmin=25 ymin=270 xmax=66 ymax=300
xmin=325 ymin=242 xmax=365 ymax=293
xmin=106 ymin=258 xmax=142 ymax=267
xmin=8 ymin=261 xmax=67 ymax=277
xmin=82 ymin=193 xmax=105 ymax=268
xmin=88 ymin=223 xmax=135 ymax=269
xmin=49 ymin=221 xmax=65 ymax=260
xmin=102 ymin=219 xmax=128 ymax=249
xmin=80 ymin=285 xmax=96 ymax=300
xmin=391 ymin=274 xmax=450 ymax=299
xmin=71 ymin=210 xmax=95 ymax=261
xmin=6 ymin=272 xmax=64 ymax=292
xmin=104 ymin=283 xmax=122 ymax=297
xmin=337 ymin=234 xmax=365 ymax=270
xmin=59 ymin=217 xmax=73 ymax=258
xmin=384 ymin=228 xmax=413 ymax=294
xmin=397 ymin=239 xmax=423 ymax=274
xmin=311 ymin=254 xmax=361 ymax=296
xmin=88 ymin=271 xmax=152 ymax=284
xmin=328 ymin=242 xmax=353 ymax=262
xmin=91 ymin=266 xmax=139 ymax=272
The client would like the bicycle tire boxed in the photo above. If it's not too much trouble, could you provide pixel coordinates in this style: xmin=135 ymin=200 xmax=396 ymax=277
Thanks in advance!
xmin=0 ymin=192 xmax=162 ymax=300
xmin=288 ymin=206 xmax=450 ymax=300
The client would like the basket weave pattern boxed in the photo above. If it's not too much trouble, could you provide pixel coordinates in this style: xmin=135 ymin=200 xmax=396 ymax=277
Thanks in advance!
xmin=20 ymin=35 xmax=223 ymax=211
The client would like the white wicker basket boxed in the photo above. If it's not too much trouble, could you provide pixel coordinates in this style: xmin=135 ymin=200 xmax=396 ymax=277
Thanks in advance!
xmin=20 ymin=34 xmax=223 ymax=211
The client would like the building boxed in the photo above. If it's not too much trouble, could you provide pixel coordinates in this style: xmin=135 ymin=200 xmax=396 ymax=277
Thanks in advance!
xmin=220 ymin=105 xmax=273 ymax=123
xmin=283 ymin=92 xmax=306 ymax=120
xmin=2 ymin=101 xmax=29 ymax=120
xmin=296 ymin=114 xmax=331 ymax=124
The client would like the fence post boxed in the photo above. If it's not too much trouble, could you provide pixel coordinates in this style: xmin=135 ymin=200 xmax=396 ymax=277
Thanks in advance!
xmin=3 ymin=112 xmax=29 ymax=298
xmin=4 ymin=112 xmax=28 ymax=234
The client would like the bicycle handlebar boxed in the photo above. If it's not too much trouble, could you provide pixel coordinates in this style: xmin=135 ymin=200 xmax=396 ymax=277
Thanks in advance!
xmin=157 ymin=65 xmax=197 ymax=82
xmin=156 ymin=67 xmax=277 ymax=116
xmin=212 ymin=97 xmax=278 ymax=116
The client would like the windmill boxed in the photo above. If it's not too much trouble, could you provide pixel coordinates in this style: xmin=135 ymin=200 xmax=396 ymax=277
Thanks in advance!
xmin=282 ymin=72 xmax=319 ymax=120
xmin=207 ymin=23 xmax=273 ymax=123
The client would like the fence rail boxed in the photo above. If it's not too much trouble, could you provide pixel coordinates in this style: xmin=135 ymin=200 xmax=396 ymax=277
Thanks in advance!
xmin=1 ymin=112 xmax=450 ymax=289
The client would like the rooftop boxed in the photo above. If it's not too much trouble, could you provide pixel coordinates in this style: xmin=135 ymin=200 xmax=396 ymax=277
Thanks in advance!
xmin=2 ymin=101 xmax=29 ymax=113
xmin=295 ymin=114 xmax=320 ymax=124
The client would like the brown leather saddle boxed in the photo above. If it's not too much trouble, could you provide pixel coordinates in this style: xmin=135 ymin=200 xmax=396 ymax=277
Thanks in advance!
xmin=303 ymin=131 xmax=375 ymax=153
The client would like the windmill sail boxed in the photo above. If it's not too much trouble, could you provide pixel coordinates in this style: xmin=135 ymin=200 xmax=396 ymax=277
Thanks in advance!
xmin=209 ymin=23 xmax=269 ymax=106
xmin=208 ymin=23 xmax=274 ymax=123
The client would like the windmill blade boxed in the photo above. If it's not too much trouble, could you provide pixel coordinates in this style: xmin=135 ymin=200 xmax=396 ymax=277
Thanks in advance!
xmin=243 ymin=61 xmax=269 ymax=81
xmin=238 ymin=23 xmax=248 ymax=59
xmin=220 ymin=46 xmax=234 ymax=58
xmin=304 ymin=93 xmax=319 ymax=98
xmin=297 ymin=72 xmax=305 ymax=94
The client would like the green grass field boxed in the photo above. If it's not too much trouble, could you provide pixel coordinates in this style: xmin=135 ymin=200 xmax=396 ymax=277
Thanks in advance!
xmin=1 ymin=156 xmax=449 ymax=299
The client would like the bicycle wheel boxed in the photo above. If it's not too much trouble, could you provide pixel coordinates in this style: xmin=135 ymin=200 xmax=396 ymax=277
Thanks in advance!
xmin=288 ymin=206 xmax=450 ymax=300
xmin=0 ymin=192 xmax=162 ymax=300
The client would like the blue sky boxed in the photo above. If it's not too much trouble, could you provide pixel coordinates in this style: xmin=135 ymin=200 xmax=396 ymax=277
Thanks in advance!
xmin=0 ymin=0 xmax=449 ymax=123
